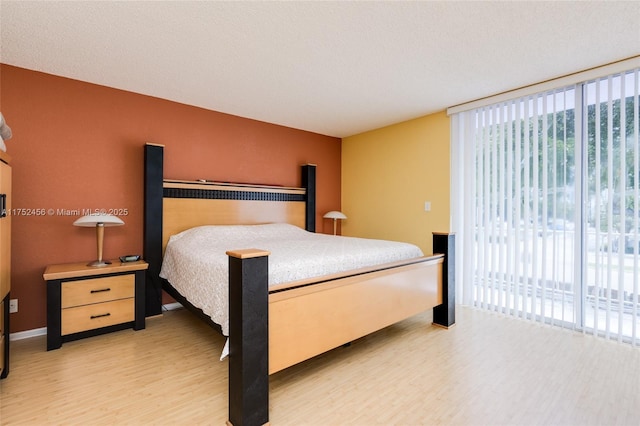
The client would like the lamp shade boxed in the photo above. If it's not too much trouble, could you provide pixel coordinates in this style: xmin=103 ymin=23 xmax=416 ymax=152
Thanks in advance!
xmin=73 ymin=213 xmax=124 ymax=227
xmin=323 ymin=211 xmax=347 ymax=220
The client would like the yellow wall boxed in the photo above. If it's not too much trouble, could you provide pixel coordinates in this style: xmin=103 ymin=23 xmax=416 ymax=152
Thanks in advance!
xmin=341 ymin=111 xmax=450 ymax=255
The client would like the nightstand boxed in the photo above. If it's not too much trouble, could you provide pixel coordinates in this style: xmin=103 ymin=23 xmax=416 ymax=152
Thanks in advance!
xmin=43 ymin=260 xmax=148 ymax=350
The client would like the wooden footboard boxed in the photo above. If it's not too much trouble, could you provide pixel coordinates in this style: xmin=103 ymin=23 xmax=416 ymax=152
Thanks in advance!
xmin=268 ymin=255 xmax=443 ymax=374
xmin=227 ymin=233 xmax=455 ymax=426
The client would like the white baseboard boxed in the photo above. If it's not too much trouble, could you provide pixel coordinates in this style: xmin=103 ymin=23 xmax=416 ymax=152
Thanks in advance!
xmin=10 ymin=327 xmax=47 ymax=341
xmin=162 ymin=302 xmax=183 ymax=311
xmin=8 ymin=305 xmax=184 ymax=341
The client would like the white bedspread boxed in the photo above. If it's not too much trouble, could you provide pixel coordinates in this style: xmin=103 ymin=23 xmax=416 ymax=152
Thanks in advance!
xmin=160 ymin=223 xmax=424 ymax=336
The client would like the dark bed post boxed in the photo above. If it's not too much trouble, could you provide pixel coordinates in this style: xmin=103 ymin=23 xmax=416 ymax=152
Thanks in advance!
xmin=301 ymin=164 xmax=316 ymax=232
xmin=432 ymin=232 xmax=455 ymax=327
xmin=227 ymin=249 xmax=270 ymax=426
xmin=144 ymin=143 xmax=164 ymax=317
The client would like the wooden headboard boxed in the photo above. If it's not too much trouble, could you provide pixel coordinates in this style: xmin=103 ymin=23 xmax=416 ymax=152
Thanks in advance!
xmin=143 ymin=143 xmax=317 ymax=316
xmin=161 ymin=181 xmax=308 ymax=250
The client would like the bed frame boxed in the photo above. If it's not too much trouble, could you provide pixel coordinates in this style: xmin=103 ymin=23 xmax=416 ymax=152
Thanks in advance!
xmin=143 ymin=143 xmax=455 ymax=426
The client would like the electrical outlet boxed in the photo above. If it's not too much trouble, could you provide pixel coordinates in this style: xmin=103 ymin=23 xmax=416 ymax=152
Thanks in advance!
xmin=9 ymin=299 xmax=17 ymax=313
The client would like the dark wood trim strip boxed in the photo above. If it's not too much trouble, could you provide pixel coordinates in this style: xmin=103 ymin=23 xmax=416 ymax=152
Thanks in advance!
xmin=144 ymin=143 xmax=164 ymax=317
xmin=301 ymin=164 xmax=316 ymax=232
xmin=46 ymin=281 xmax=62 ymax=351
xmin=134 ymin=270 xmax=146 ymax=330
xmin=164 ymin=187 xmax=305 ymax=202
xmin=1 ymin=292 xmax=9 ymax=378
xmin=432 ymin=232 xmax=456 ymax=327
xmin=228 ymin=251 xmax=269 ymax=426
xmin=162 ymin=278 xmax=224 ymax=335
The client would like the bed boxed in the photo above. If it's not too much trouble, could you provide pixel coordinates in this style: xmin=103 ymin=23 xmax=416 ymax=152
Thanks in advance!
xmin=142 ymin=143 xmax=455 ymax=426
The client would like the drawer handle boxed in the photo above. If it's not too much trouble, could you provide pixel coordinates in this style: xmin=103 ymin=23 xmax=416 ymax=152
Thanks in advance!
xmin=90 ymin=313 xmax=111 ymax=319
xmin=90 ymin=288 xmax=111 ymax=294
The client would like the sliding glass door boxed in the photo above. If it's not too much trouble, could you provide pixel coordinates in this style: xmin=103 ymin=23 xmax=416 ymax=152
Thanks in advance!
xmin=452 ymin=68 xmax=639 ymax=344
xmin=583 ymin=71 xmax=639 ymax=342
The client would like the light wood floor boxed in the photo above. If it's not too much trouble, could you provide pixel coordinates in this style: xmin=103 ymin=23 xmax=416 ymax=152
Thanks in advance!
xmin=1 ymin=306 xmax=639 ymax=425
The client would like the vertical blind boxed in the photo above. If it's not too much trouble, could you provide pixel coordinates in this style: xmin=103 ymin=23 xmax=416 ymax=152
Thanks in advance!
xmin=451 ymin=67 xmax=640 ymax=345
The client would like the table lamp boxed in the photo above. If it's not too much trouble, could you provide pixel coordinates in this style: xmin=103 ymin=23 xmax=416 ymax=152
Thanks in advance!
xmin=73 ymin=213 xmax=124 ymax=266
xmin=323 ymin=211 xmax=347 ymax=235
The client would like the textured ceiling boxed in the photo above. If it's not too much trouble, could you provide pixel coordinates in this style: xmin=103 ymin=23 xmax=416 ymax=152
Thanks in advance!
xmin=1 ymin=1 xmax=639 ymax=137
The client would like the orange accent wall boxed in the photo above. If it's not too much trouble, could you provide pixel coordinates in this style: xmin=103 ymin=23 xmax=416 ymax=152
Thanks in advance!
xmin=0 ymin=65 xmax=341 ymax=333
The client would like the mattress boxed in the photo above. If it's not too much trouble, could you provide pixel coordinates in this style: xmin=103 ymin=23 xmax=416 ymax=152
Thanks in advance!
xmin=160 ymin=223 xmax=424 ymax=336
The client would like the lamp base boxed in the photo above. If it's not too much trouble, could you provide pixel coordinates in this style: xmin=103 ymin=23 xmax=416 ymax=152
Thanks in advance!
xmin=87 ymin=260 xmax=112 ymax=267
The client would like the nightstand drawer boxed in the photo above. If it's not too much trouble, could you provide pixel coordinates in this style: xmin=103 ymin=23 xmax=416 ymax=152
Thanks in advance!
xmin=62 ymin=298 xmax=134 ymax=335
xmin=62 ymin=275 xmax=135 ymax=308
